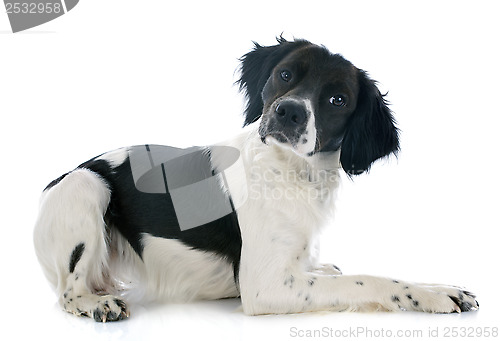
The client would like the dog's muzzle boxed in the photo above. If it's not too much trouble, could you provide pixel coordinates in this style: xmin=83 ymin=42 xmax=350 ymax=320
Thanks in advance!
xmin=260 ymin=98 xmax=317 ymax=155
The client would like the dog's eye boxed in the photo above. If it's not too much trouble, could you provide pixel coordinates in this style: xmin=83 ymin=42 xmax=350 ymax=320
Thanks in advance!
xmin=329 ymin=95 xmax=346 ymax=107
xmin=280 ymin=70 xmax=292 ymax=82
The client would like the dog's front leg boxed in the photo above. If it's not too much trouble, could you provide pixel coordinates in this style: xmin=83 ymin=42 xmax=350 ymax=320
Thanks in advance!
xmin=238 ymin=222 xmax=478 ymax=315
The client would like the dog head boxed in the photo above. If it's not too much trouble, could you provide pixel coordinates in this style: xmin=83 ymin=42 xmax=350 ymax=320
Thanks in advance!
xmin=238 ymin=37 xmax=399 ymax=175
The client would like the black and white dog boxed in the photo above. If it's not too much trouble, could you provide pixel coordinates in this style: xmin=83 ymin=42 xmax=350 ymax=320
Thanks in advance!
xmin=34 ymin=38 xmax=478 ymax=322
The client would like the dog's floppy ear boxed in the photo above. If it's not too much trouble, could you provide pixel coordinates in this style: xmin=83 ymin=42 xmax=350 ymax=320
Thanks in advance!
xmin=237 ymin=37 xmax=310 ymax=126
xmin=340 ymin=70 xmax=400 ymax=175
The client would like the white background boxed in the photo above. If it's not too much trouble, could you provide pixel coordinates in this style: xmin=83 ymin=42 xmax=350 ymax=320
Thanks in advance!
xmin=1 ymin=0 xmax=499 ymax=340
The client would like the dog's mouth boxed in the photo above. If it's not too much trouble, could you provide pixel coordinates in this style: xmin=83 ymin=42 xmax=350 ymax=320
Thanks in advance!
xmin=260 ymin=131 xmax=316 ymax=157
xmin=261 ymin=131 xmax=291 ymax=145
xmin=258 ymin=115 xmax=300 ymax=147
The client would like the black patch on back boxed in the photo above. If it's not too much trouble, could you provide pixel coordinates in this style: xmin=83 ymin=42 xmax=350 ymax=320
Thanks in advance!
xmin=77 ymin=149 xmax=242 ymax=282
xmin=69 ymin=243 xmax=85 ymax=273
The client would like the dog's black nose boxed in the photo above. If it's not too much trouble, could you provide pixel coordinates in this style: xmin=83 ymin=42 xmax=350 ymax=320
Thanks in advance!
xmin=275 ymin=101 xmax=307 ymax=127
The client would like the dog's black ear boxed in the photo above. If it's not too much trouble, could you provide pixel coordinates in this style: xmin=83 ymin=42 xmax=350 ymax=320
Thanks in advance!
xmin=340 ymin=70 xmax=400 ymax=175
xmin=237 ymin=37 xmax=310 ymax=126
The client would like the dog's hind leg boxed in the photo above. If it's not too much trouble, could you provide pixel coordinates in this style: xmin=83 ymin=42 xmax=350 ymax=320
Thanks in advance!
xmin=34 ymin=169 xmax=129 ymax=322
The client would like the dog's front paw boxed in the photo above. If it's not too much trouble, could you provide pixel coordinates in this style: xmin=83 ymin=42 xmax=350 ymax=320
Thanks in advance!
xmin=446 ymin=289 xmax=479 ymax=313
xmin=390 ymin=283 xmax=478 ymax=313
